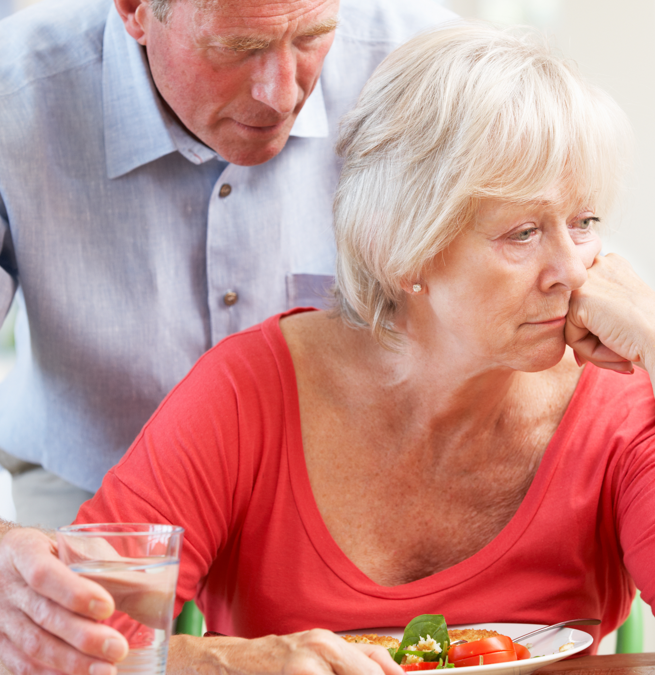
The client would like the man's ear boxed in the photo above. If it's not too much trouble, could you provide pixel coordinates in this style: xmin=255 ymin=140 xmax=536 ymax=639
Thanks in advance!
xmin=114 ymin=0 xmax=151 ymax=44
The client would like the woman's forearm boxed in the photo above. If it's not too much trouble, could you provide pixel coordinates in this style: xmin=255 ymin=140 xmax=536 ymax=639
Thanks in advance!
xmin=166 ymin=631 xmax=405 ymax=675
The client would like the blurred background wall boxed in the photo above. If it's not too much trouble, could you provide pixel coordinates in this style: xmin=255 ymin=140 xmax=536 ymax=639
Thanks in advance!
xmin=1 ymin=0 xmax=653 ymax=650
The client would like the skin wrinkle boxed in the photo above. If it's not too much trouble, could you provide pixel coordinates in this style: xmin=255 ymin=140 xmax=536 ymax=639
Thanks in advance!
xmin=206 ymin=18 xmax=339 ymax=51
xmin=128 ymin=0 xmax=339 ymax=165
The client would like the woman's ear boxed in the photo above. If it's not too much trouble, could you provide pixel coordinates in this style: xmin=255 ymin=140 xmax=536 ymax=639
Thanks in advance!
xmin=114 ymin=0 xmax=151 ymax=44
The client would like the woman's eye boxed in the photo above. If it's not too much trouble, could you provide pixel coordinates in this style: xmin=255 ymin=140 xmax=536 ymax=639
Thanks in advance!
xmin=511 ymin=228 xmax=537 ymax=242
xmin=577 ymin=217 xmax=600 ymax=230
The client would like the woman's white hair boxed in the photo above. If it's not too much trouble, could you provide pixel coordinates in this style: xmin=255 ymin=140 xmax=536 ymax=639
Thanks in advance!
xmin=333 ymin=22 xmax=633 ymax=348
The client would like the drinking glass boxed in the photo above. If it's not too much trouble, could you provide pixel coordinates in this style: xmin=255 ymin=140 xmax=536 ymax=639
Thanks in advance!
xmin=56 ymin=523 xmax=184 ymax=675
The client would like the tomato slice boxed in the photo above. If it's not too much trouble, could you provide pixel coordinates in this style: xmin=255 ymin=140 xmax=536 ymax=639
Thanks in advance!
xmin=513 ymin=643 xmax=531 ymax=661
xmin=400 ymin=662 xmax=443 ymax=671
xmin=453 ymin=650 xmax=517 ymax=668
xmin=448 ymin=636 xmax=514 ymax=662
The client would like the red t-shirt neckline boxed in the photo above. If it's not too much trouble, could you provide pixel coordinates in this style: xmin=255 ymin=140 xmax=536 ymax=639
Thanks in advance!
xmin=264 ymin=309 xmax=595 ymax=600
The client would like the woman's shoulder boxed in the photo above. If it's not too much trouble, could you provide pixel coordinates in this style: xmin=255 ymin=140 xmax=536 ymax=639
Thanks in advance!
xmin=190 ymin=311 xmax=305 ymax=384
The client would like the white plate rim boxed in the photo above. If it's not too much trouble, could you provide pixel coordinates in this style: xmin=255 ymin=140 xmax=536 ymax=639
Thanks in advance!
xmin=337 ymin=622 xmax=594 ymax=674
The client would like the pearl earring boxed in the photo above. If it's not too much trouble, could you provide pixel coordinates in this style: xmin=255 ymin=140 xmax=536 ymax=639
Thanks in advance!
xmin=412 ymin=283 xmax=422 ymax=293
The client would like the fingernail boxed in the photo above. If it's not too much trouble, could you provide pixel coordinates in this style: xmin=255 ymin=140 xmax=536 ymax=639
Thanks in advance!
xmin=102 ymin=638 xmax=128 ymax=661
xmin=89 ymin=598 xmax=113 ymax=620
xmin=574 ymin=352 xmax=582 ymax=367
xmin=617 ymin=369 xmax=635 ymax=375
xmin=89 ymin=663 xmax=117 ymax=675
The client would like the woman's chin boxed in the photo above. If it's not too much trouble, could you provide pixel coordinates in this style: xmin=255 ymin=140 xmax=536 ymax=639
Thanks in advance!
xmin=511 ymin=338 xmax=568 ymax=373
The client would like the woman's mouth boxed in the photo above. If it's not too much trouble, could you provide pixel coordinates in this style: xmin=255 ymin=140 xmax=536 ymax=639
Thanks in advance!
xmin=525 ymin=316 xmax=567 ymax=326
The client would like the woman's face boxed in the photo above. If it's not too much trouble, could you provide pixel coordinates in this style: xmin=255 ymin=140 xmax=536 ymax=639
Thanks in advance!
xmin=421 ymin=192 xmax=602 ymax=372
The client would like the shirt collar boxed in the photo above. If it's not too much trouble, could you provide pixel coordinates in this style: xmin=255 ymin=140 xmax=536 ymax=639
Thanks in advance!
xmin=289 ymin=79 xmax=329 ymax=138
xmin=102 ymin=5 xmax=328 ymax=179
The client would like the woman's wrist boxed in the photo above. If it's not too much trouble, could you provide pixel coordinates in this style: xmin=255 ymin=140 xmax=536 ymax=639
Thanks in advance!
xmin=166 ymin=634 xmax=250 ymax=675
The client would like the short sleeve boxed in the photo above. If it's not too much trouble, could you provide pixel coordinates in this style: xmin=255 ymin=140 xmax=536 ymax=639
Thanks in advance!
xmin=613 ymin=429 xmax=655 ymax=612
xmin=75 ymin=326 xmax=279 ymax=616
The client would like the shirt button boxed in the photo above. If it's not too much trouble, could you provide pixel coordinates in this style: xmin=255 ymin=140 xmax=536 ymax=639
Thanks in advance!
xmin=219 ymin=184 xmax=232 ymax=198
xmin=223 ymin=290 xmax=238 ymax=306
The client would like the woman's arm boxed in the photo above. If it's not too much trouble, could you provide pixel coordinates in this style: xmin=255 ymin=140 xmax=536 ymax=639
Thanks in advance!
xmin=0 ymin=524 xmax=404 ymax=675
xmin=566 ymin=253 xmax=655 ymax=386
xmin=167 ymin=633 xmax=403 ymax=675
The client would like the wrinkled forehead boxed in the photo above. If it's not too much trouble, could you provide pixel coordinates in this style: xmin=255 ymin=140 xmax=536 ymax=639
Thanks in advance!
xmin=188 ymin=0 xmax=340 ymax=27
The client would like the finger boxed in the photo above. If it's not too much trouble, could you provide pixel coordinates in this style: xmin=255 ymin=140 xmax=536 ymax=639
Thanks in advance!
xmin=583 ymin=358 xmax=634 ymax=374
xmin=324 ymin=638 xmax=397 ymax=675
xmin=11 ymin=533 xmax=116 ymax=621
xmin=1 ymin=531 xmax=129 ymax=666
xmin=352 ymin=643 xmax=404 ymax=675
xmin=14 ymin=591 xmax=129 ymax=663
xmin=565 ymin=321 xmax=633 ymax=369
xmin=572 ymin=346 xmax=634 ymax=373
xmin=0 ymin=631 xmax=118 ymax=675
xmin=0 ymin=636 xmax=63 ymax=675
xmin=572 ymin=335 xmax=632 ymax=365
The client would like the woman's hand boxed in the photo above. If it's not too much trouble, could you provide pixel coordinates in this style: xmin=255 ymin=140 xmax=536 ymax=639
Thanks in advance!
xmin=565 ymin=253 xmax=655 ymax=378
xmin=167 ymin=630 xmax=405 ymax=675
xmin=0 ymin=525 xmax=129 ymax=675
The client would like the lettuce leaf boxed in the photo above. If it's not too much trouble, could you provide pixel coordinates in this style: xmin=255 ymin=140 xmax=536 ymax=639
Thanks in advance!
xmin=394 ymin=614 xmax=451 ymax=665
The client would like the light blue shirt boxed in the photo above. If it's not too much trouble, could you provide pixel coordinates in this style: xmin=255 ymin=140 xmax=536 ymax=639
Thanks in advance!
xmin=0 ymin=0 xmax=456 ymax=491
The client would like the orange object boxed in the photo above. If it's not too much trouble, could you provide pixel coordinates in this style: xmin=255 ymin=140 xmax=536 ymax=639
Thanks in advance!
xmin=448 ymin=636 xmax=514 ymax=662
xmin=452 ymin=650 xmax=517 ymax=668
xmin=400 ymin=663 xmax=445 ymax=671
xmin=513 ymin=643 xmax=531 ymax=660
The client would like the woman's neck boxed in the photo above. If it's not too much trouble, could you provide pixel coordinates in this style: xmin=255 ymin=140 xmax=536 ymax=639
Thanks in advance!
xmin=280 ymin=310 xmax=582 ymax=585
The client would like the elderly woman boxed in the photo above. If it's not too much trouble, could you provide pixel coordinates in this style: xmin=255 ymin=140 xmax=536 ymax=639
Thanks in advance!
xmin=1 ymin=23 xmax=654 ymax=675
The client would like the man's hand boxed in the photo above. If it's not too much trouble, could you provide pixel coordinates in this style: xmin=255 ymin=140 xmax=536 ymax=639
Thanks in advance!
xmin=566 ymin=253 xmax=655 ymax=379
xmin=167 ymin=630 xmax=405 ymax=675
xmin=0 ymin=526 xmax=128 ymax=675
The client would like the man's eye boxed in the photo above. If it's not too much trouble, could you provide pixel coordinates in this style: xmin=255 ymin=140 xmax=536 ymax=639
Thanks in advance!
xmin=295 ymin=33 xmax=330 ymax=48
xmin=211 ymin=46 xmax=241 ymax=56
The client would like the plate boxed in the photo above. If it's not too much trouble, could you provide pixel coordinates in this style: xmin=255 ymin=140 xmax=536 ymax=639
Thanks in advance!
xmin=337 ymin=622 xmax=594 ymax=675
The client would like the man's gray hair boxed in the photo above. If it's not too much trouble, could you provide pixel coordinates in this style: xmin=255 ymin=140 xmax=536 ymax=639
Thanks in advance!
xmin=333 ymin=22 xmax=632 ymax=348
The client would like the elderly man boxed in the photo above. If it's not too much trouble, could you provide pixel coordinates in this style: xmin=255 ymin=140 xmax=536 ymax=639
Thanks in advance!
xmin=0 ymin=0 xmax=454 ymax=527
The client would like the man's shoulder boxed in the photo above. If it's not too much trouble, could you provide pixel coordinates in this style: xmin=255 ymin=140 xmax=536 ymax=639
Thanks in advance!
xmin=337 ymin=0 xmax=458 ymax=46
xmin=0 ymin=0 xmax=111 ymax=97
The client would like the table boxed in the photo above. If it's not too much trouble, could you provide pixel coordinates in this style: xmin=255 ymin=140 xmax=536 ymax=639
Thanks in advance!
xmin=540 ymin=654 xmax=655 ymax=675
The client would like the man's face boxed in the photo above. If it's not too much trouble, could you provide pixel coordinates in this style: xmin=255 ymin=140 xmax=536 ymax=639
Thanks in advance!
xmin=131 ymin=0 xmax=339 ymax=165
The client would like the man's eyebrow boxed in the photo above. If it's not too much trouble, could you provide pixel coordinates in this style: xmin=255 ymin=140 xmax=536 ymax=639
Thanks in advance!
xmin=210 ymin=17 xmax=339 ymax=52
xmin=301 ymin=17 xmax=340 ymax=37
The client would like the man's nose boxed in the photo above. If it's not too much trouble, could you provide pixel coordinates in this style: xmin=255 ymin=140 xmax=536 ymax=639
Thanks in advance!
xmin=251 ymin=48 xmax=299 ymax=115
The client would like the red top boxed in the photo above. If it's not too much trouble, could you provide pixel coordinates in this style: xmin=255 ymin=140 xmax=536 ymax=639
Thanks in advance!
xmin=77 ymin=309 xmax=655 ymax=651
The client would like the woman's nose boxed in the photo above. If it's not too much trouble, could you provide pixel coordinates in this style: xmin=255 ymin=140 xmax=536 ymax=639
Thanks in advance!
xmin=542 ymin=227 xmax=590 ymax=292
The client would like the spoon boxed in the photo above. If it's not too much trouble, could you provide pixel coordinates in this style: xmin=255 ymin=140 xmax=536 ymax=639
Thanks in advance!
xmin=512 ymin=618 xmax=601 ymax=643
xmin=449 ymin=618 xmax=601 ymax=647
